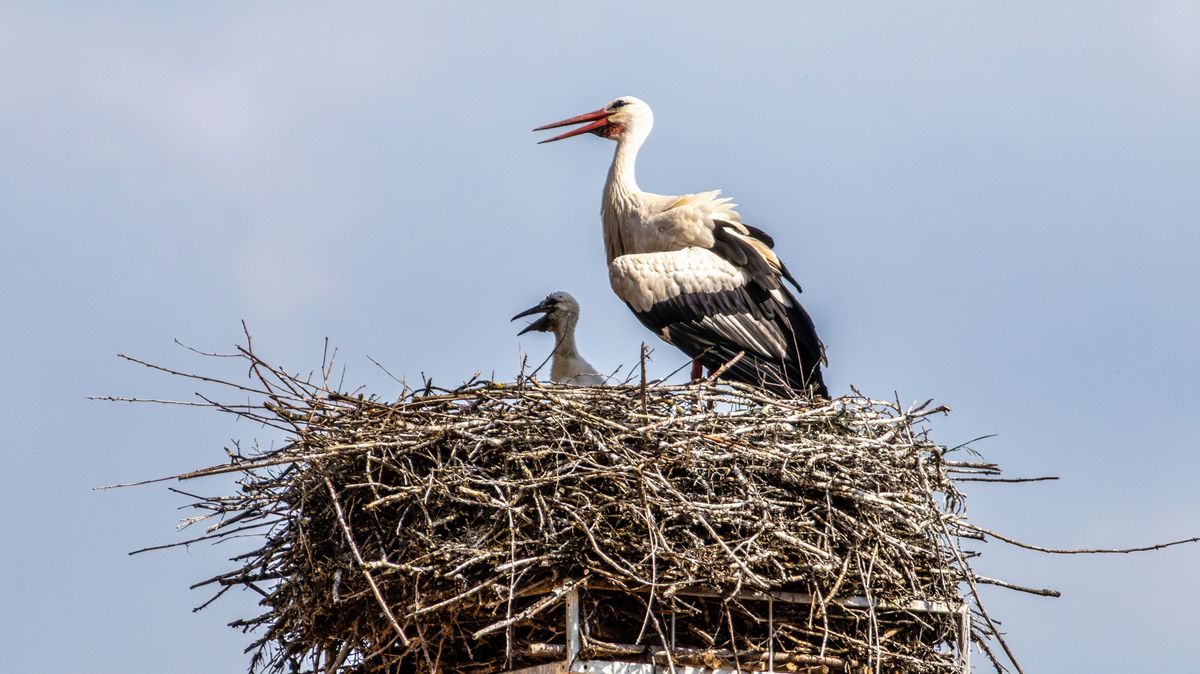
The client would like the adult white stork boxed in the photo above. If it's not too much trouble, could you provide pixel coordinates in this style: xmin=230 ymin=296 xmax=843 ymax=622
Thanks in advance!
xmin=534 ymin=96 xmax=829 ymax=398
xmin=512 ymin=291 xmax=606 ymax=386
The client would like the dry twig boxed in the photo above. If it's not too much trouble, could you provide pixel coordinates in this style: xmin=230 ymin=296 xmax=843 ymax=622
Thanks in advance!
xmin=108 ymin=343 xmax=1085 ymax=674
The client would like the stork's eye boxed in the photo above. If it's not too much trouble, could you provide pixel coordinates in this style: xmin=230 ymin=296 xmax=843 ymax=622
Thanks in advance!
xmin=611 ymin=100 xmax=629 ymax=109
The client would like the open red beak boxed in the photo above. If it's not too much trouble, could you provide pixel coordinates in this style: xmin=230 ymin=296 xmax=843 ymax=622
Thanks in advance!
xmin=533 ymin=108 xmax=610 ymax=144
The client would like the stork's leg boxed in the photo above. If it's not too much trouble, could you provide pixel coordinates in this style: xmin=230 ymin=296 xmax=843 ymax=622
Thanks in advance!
xmin=690 ymin=360 xmax=704 ymax=382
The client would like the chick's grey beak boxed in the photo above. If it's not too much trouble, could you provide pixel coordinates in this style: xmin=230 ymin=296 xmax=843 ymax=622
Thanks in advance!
xmin=516 ymin=314 xmax=552 ymax=336
xmin=511 ymin=301 xmax=548 ymax=321
xmin=512 ymin=300 xmax=553 ymax=335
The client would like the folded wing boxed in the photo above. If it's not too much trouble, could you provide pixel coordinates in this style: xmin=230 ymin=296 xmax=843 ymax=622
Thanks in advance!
xmin=610 ymin=246 xmax=827 ymax=397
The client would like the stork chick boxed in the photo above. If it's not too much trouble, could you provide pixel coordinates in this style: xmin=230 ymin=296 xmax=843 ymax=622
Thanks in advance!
xmin=511 ymin=292 xmax=605 ymax=386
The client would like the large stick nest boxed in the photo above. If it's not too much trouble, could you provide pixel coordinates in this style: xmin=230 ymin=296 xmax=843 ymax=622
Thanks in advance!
xmin=119 ymin=344 xmax=1034 ymax=674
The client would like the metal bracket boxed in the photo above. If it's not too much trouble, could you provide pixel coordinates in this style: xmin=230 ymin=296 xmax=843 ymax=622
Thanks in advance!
xmin=504 ymin=585 xmax=972 ymax=674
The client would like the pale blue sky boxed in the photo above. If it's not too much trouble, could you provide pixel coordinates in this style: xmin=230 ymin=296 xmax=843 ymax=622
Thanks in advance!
xmin=2 ymin=3 xmax=1198 ymax=672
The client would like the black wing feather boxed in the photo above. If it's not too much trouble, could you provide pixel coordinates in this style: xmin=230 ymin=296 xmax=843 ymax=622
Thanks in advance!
xmin=740 ymin=222 xmax=776 ymax=248
xmin=711 ymin=222 xmax=780 ymax=293
xmin=628 ymin=279 xmax=828 ymax=398
xmin=713 ymin=219 xmax=804 ymax=293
